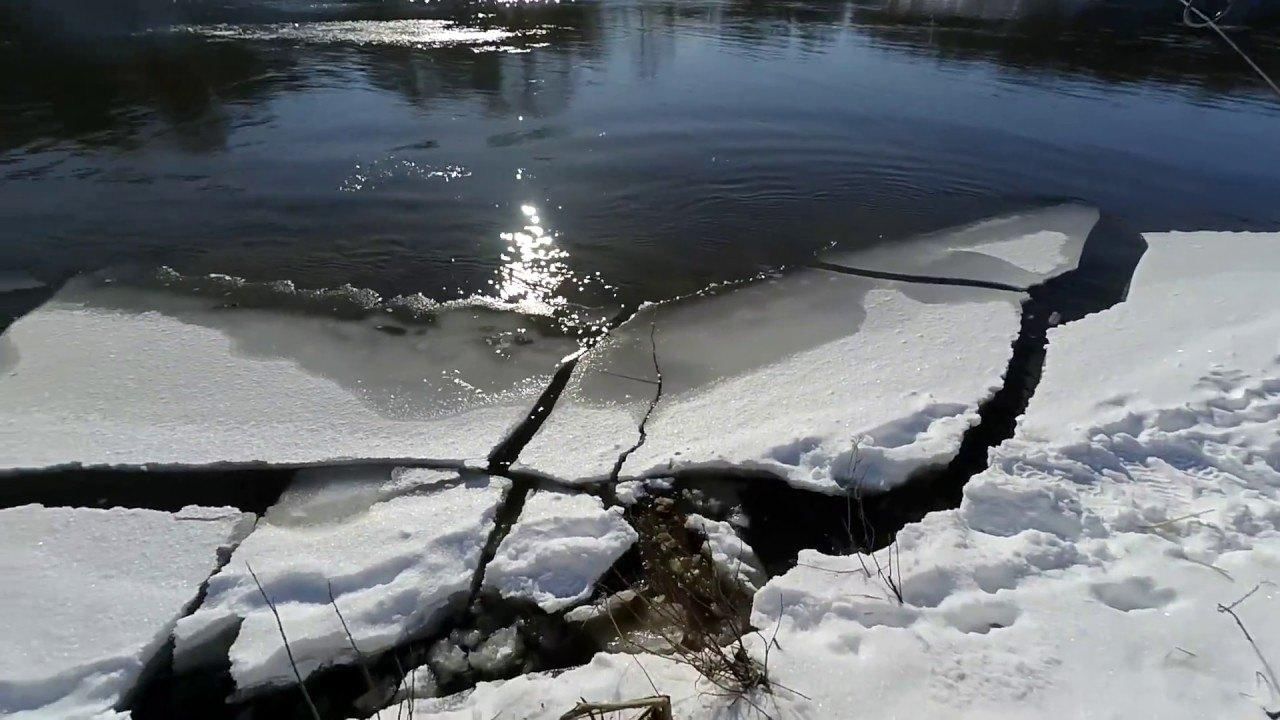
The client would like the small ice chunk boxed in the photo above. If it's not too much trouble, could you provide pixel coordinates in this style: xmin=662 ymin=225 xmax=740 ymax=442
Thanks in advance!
xmin=822 ymin=204 xmax=1099 ymax=289
xmin=427 ymin=638 xmax=470 ymax=678
xmin=686 ymin=514 xmax=766 ymax=592
xmin=467 ymin=626 xmax=524 ymax=675
xmin=0 ymin=504 xmax=253 ymax=718
xmin=482 ymin=491 xmax=637 ymax=612
xmin=174 ymin=468 xmax=508 ymax=694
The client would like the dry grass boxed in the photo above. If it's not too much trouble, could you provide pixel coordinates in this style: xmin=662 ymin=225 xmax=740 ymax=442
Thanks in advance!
xmin=598 ymin=497 xmax=795 ymax=717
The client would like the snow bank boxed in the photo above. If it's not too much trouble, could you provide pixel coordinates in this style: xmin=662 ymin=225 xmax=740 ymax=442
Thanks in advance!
xmin=822 ymin=204 xmax=1099 ymax=289
xmin=744 ymin=231 xmax=1280 ymax=719
xmin=0 ymin=279 xmax=575 ymax=470
xmin=482 ymin=490 xmax=637 ymax=612
xmin=517 ymin=270 xmax=1023 ymax=492
xmin=0 ymin=504 xmax=253 ymax=719
xmin=174 ymin=468 xmax=508 ymax=693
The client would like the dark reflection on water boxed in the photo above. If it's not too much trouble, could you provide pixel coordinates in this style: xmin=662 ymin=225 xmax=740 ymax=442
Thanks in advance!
xmin=0 ymin=0 xmax=1277 ymax=313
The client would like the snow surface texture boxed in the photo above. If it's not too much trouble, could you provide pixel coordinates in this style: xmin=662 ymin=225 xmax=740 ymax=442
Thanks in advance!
xmin=0 ymin=279 xmax=576 ymax=470
xmin=174 ymin=468 xmax=508 ymax=693
xmin=406 ymin=232 xmax=1280 ymax=720
xmin=517 ymin=270 xmax=1023 ymax=492
xmin=482 ymin=490 xmax=637 ymax=612
xmin=822 ymin=203 xmax=1099 ymax=289
xmin=0 ymin=504 xmax=253 ymax=719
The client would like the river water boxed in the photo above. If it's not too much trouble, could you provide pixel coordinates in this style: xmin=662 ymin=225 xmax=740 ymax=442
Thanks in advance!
xmin=2 ymin=0 xmax=1278 ymax=317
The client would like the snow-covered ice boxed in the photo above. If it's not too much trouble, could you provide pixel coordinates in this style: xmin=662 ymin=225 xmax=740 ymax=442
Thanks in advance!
xmin=174 ymin=468 xmax=508 ymax=693
xmin=0 ymin=278 xmax=576 ymax=470
xmin=0 ymin=504 xmax=253 ymax=719
xmin=744 ymin=231 xmax=1280 ymax=719
xmin=822 ymin=204 xmax=1099 ymax=289
xmin=482 ymin=490 xmax=637 ymax=612
xmin=416 ymin=231 xmax=1280 ymax=720
xmin=517 ymin=270 xmax=1024 ymax=492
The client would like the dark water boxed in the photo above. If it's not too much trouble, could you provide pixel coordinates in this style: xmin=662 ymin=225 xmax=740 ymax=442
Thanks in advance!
xmin=2 ymin=0 xmax=1278 ymax=317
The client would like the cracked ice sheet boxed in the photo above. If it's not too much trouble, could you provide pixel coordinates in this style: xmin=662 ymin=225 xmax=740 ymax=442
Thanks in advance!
xmin=0 ymin=504 xmax=253 ymax=719
xmin=739 ymin=232 xmax=1280 ymax=720
xmin=822 ymin=203 xmax=1099 ymax=289
xmin=516 ymin=270 xmax=1024 ymax=492
xmin=0 ymin=278 xmax=577 ymax=471
xmin=174 ymin=468 xmax=508 ymax=694
xmin=482 ymin=490 xmax=637 ymax=612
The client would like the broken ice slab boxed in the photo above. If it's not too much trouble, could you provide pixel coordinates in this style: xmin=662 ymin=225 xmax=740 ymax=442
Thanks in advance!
xmin=1019 ymin=230 xmax=1280 ymax=447
xmin=0 ymin=277 xmax=578 ymax=471
xmin=482 ymin=490 xmax=637 ymax=612
xmin=821 ymin=204 xmax=1100 ymax=290
xmin=173 ymin=467 xmax=508 ymax=694
xmin=515 ymin=269 xmax=1024 ymax=492
xmin=0 ymin=504 xmax=253 ymax=719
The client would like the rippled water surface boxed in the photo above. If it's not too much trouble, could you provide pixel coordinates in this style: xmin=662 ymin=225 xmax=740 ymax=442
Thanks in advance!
xmin=2 ymin=0 xmax=1278 ymax=318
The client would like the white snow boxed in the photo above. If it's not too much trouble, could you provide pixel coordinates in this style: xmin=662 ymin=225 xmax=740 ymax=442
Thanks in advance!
xmin=0 ymin=279 xmax=575 ymax=470
xmin=482 ymin=490 xmax=637 ymax=612
xmin=174 ymin=468 xmax=508 ymax=693
xmin=0 ymin=504 xmax=253 ymax=719
xmin=370 ymin=653 xmax=715 ymax=720
xmin=823 ymin=203 xmax=1099 ymax=289
xmin=517 ymin=270 xmax=1023 ymax=492
xmin=1019 ymin=230 xmax=1280 ymax=445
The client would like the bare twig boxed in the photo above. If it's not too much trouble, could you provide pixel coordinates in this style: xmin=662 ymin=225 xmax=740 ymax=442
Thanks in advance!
xmin=247 ymin=563 xmax=321 ymax=720
xmin=1218 ymin=582 xmax=1280 ymax=714
xmin=327 ymin=580 xmax=380 ymax=717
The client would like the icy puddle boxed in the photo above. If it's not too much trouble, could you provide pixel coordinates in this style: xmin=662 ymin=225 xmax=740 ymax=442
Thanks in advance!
xmin=0 ymin=277 xmax=577 ymax=471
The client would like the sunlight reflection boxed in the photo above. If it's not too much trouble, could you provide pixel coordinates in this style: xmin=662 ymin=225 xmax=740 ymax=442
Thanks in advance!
xmin=491 ymin=203 xmax=614 ymax=339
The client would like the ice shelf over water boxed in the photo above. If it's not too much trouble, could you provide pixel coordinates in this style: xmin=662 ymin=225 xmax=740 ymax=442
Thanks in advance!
xmin=382 ymin=231 xmax=1280 ymax=720
xmin=174 ymin=468 xmax=508 ymax=693
xmin=0 ymin=504 xmax=253 ymax=719
xmin=482 ymin=490 xmax=637 ymax=612
xmin=0 ymin=278 xmax=576 ymax=471
xmin=516 ymin=270 xmax=1024 ymax=492
xmin=822 ymin=204 xmax=1099 ymax=289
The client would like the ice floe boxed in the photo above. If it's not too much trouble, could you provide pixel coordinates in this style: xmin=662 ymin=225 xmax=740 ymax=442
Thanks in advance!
xmin=0 ymin=278 xmax=576 ymax=471
xmin=173 ymin=468 xmax=508 ymax=693
xmin=482 ymin=490 xmax=636 ymax=612
xmin=517 ymin=270 xmax=1024 ymax=492
xmin=822 ymin=204 xmax=1099 ymax=290
xmin=0 ymin=504 xmax=252 ymax=719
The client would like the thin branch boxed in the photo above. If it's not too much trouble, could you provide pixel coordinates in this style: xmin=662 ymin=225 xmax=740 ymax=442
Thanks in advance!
xmin=247 ymin=563 xmax=321 ymax=720
xmin=327 ymin=580 xmax=380 ymax=717
xmin=1218 ymin=582 xmax=1280 ymax=713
